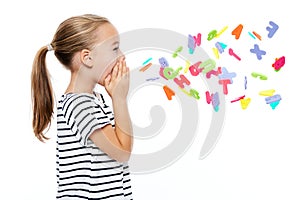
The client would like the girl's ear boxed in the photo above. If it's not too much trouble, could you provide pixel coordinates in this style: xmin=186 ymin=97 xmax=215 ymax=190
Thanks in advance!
xmin=81 ymin=49 xmax=93 ymax=68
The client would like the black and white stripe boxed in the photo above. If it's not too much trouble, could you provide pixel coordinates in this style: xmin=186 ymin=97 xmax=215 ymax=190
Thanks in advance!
xmin=56 ymin=92 xmax=132 ymax=199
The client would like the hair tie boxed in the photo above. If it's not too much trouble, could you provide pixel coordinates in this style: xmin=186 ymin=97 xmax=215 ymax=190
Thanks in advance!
xmin=47 ymin=44 xmax=53 ymax=51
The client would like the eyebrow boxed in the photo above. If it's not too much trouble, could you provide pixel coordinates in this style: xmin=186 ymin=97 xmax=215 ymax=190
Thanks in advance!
xmin=112 ymin=41 xmax=120 ymax=46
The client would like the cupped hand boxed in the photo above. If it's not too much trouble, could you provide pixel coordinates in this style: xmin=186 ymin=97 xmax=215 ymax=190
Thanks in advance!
xmin=104 ymin=58 xmax=130 ymax=100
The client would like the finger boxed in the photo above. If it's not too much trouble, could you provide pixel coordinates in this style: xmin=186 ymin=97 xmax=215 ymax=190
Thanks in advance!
xmin=121 ymin=65 xmax=129 ymax=80
xmin=122 ymin=60 xmax=127 ymax=76
xmin=104 ymin=74 xmax=111 ymax=87
xmin=126 ymin=67 xmax=130 ymax=79
xmin=116 ymin=60 xmax=122 ymax=79
xmin=111 ymin=62 xmax=119 ymax=80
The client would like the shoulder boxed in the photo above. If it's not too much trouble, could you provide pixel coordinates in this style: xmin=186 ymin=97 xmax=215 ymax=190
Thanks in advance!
xmin=62 ymin=93 xmax=97 ymax=104
xmin=94 ymin=92 xmax=111 ymax=107
xmin=58 ymin=93 xmax=99 ymax=114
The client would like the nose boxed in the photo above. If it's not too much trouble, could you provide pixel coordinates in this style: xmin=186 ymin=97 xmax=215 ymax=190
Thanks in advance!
xmin=118 ymin=50 xmax=125 ymax=61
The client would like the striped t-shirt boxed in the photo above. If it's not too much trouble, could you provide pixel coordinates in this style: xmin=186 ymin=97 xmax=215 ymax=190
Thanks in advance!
xmin=56 ymin=92 xmax=133 ymax=199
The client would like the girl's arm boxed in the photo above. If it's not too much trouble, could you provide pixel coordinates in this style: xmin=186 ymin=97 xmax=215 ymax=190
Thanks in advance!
xmin=90 ymin=59 xmax=133 ymax=162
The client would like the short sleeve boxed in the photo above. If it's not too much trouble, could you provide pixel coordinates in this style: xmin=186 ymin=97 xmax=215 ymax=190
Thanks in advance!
xmin=64 ymin=94 xmax=112 ymax=146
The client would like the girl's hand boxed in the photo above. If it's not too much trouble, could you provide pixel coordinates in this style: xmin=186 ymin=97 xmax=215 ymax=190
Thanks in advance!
xmin=104 ymin=58 xmax=130 ymax=100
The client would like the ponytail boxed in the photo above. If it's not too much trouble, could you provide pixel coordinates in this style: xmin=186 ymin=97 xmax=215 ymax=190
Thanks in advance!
xmin=31 ymin=46 xmax=54 ymax=142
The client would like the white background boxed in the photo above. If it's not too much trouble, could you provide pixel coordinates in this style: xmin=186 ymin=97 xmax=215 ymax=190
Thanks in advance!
xmin=0 ymin=0 xmax=299 ymax=199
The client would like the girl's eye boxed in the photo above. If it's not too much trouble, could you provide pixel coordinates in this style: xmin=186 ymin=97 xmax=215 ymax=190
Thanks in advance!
xmin=113 ymin=46 xmax=119 ymax=51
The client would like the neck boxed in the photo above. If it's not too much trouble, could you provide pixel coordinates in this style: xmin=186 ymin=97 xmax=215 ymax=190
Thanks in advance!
xmin=65 ymin=71 xmax=95 ymax=94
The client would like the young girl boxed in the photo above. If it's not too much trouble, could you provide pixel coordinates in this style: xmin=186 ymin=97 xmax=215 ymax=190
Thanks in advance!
xmin=31 ymin=14 xmax=133 ymax=199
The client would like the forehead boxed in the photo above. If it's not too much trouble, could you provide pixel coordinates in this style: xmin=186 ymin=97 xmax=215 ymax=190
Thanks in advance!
xmin=94 ymin=23 xmax=119 ymax=46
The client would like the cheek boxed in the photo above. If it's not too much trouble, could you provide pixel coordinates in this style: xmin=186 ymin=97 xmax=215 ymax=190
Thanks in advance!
xmin=108 ymin=56 xmax=118 ymax=70
xmin=94 ymin=54 xmax=114 ymax=74
xmin=97 ymin=60 xmax=117 ymax=84
xmin=93 ymin=49 xmax=118 ymax=83
xmin=100 ymin=53 xmax=118 ymax=71
xmin=103 ymin=61 xmax=116 ymax=76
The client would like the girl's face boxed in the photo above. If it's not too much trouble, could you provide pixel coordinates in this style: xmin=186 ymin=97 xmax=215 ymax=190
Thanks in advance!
xmin=89 ymin=23 xmax=124 ymax=85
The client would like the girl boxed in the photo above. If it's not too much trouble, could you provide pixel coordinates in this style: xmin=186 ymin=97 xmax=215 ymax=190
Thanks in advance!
xmin=31 ymin=14 xmax=133 ymax=199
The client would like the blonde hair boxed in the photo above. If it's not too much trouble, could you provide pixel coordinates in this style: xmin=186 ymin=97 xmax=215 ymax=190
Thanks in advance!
xmin=31 ymin=14 xmax=110 ymax=142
